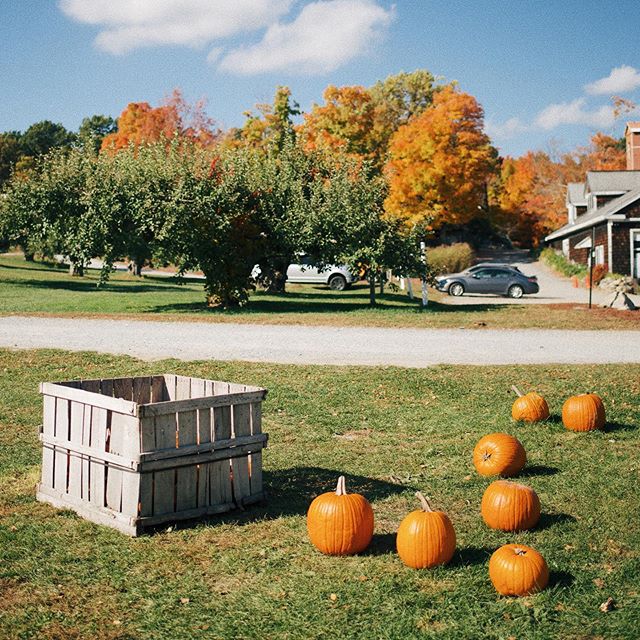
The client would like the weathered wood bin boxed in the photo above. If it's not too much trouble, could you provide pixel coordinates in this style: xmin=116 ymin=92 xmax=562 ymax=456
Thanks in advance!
xmin=36 ymin=374 xmax=267 ymax=536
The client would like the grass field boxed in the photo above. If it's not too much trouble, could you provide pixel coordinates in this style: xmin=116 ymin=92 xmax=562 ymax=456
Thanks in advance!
xmin=0 ymin=349 xmax=638 ymax=639
xmin=1 ymin=254 xmax=639 ymax=330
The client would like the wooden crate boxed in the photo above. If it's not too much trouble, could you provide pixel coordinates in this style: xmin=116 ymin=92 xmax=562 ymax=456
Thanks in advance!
xmin=36 ymin=374 xmax=268 ymax=536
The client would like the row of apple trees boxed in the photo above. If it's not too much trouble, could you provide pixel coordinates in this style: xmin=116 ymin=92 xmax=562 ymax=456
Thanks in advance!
xmin=0 ymin=140 xmax=428 ymax=307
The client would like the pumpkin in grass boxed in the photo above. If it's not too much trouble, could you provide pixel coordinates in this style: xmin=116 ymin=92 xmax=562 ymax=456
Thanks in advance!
xmin=473 ymin=433 xmax=526 ymax=477
xmin=511 ymin=386 xmax=549 ymax=423
xmin=562 ymin=393 xmax=605 ymax=432
xmin=481 ymin=480 xmax=540 ymax=531
xmin=489 ymin=544 xmax=549 ymax=596
xmin=396 ymin=492 xmax=456 ymax=569
xmin=307 ymin=475 xmax=374 ymax=555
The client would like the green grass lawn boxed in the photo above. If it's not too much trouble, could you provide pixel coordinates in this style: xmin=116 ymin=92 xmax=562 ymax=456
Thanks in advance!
xmin=1 ymin=349 xmax=638 ymax=639
xmin=1 ymin=254 xmax=639 ymax=330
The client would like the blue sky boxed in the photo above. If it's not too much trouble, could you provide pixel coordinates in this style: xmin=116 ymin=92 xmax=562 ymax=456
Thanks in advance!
xmin=1 ymin=0 xmax=639 ymax=157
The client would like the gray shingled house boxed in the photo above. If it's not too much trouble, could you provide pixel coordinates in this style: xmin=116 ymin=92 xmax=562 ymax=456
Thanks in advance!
xmin=545 ymin=122 xmax=640 ymax=278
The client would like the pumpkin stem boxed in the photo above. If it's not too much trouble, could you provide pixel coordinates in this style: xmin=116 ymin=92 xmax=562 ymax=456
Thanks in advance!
xmin=415 ymin=491 xmax=434 ymax=512
xmin=511 ymin=385 xmax=523 ymax=397
xmin=335 ymin=475 xmax=347 ymax=496
xmin=514 ymin=548 xmax=527 ymax=556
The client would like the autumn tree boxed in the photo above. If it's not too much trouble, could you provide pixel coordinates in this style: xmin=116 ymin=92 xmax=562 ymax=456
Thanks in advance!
xmin=101 ymin=89 xmax=217 ymax=151
xmin=384 ymin=86 xmax=496 ymax=232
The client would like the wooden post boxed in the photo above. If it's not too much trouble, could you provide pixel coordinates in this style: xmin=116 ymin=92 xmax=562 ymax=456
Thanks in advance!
xmin=420 ymin=241 xmax=428 ymax=308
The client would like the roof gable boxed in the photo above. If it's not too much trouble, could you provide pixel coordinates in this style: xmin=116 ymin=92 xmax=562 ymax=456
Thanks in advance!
xmin=585 ymin=171 xmax=640 ymax=193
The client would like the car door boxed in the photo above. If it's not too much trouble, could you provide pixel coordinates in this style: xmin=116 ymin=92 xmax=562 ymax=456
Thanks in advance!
xmin=466 ymin=268 xmax=495 ymax=293
xmin=489 ymin=269 xmax=513 ymax=295
xmin=287 ymin=255 xmax=321 ymax=283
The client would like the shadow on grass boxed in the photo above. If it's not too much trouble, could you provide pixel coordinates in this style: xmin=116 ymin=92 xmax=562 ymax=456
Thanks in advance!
xmin=149 ymin=467 xmax=407 ymax=535
xmin=549 ymin=570 xmax=575 ymax=589
xmin=364 ymin=533 xmax=396 ymax=556
xmin=605 ymin=421 xmax=637 ymax=432
xmin=4 ymin=276 xmax=184 ymax=295
xmin=537 ymin=512 xmax=577 ymax=531
xmin=450 ymin=546 xmax=493 ymax=567
xmin=545 ymin=415 xmax=563 ymax=425
xmin=519 ymin=465 xmax=561 ymax=478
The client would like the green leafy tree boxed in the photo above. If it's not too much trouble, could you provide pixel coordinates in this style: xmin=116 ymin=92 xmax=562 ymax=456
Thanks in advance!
xmin=78 ymin=115 xmax=117 ymax=153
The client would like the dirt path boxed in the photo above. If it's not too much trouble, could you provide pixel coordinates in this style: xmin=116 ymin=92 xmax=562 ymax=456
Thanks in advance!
xmin=1 ymin=316 xmax=639 ymax=366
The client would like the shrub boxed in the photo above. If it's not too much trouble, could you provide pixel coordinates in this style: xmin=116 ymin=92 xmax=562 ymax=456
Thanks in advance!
xmin=427 ymin=243 xmax=475 ymax=275
xmin=585 ymin=263 xmax=609 ymax=287
xmin=540 ymin=247 xmax=588 ymax=278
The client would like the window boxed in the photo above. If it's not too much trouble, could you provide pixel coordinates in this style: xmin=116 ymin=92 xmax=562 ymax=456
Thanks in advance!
xmin=472 ymin=269 xmax=493 ymax=279
xmin=491 ymin=270 xmax=511 ymax=279
xmin=595 ymin=245 xmax=605 ymax=265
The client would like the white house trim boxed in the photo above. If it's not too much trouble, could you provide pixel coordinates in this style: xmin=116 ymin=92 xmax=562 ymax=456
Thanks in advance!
xmin=630 ymin=228 xmax=640 ymax=279
xmin=607 ymin=221 xmax=613 ymax=272
xmin=574 ymin=236 xmax=592 ymax=249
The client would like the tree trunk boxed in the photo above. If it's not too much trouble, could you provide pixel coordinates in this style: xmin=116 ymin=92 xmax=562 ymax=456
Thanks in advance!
xmin=379 ymin=277 xmax=384 ymax=296
xmin=129 ymin=260 xmax=143 ymax=276
xmin=68 ymin=261 xmax=84 ymax=277
xmin=23 ymin=249 xmax=34 ymax=262
xmin=369 ymin=272 xmax=376 ymax=306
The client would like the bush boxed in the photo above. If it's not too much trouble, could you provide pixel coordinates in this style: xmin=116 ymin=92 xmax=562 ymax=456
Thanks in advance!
xmin=427 ymin=243 xmax=475 ymax=275
xmin=540 ymin=247 xmax=588 ymax=278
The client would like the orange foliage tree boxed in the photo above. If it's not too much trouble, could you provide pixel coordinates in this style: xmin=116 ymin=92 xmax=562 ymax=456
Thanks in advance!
xmin=495 ymin=133 xmax=626 ymax=246
xmin=101 ymin=89 xmax=217 ymax=151
xmin=384 ymin=86 xmax=496 ymax=231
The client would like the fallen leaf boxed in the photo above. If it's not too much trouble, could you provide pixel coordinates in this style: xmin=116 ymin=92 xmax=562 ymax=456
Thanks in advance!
xmin=329 ymin=593 xmax=338 ymax=602
xmin=463 ymin=475 xmax=472 ymax=481
xmin=593 ymin=578 xmax=605 ymax=588
xmin=599 ymin=597 xmax=616 ymax=612
xmin=180 ymin=598 xmax=190 ymax=604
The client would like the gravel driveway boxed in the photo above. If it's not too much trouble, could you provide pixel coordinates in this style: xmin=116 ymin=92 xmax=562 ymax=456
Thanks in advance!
xmin=2 ymin=316 xmax=639 ymax=366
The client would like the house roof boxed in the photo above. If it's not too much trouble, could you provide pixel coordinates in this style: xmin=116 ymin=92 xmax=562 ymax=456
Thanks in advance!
xmin=545 ymin=186 xmax=640 ymax=242
xmin=585 ymin=171 xmax=640 ymax=193
xmin=566 ymin=182 xmax=586 ymax=206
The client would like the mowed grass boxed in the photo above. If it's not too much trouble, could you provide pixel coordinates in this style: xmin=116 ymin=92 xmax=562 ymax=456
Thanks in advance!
xmin=0 ymin=349 xmax=639 ymax=639
xmin=1 ymin=254 xmax=639 ymax=330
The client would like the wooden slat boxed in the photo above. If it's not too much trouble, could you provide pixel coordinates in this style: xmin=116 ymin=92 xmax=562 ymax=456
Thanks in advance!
xmin=151 ymin=376 xmax=166 ymax=403
xmin=153 ymin=413 xmax=177 ymax=516
xmin=139 ymin=390 xmax=266 ymax=418
xmin=133 ymin=377 xmax=151 ymax=405
xmin=99 ymin=379 xmax=113 ymax=398
xmin=81 ymin=402 xmax=92 ymax=501
xmin=176 ymin=375 xmax=191 ymax=401
xmin=249 ymin=401 xmax=263 ymax=495
xmin=90 ymin=407 xmax=108 ymax=507
xmin=40 ymin=382 xmax=137 ymax=417
xmin=190 ymin=378 xmax=206 ymax=399
xmin=54 ymin=397 xmax=70 ymax=492
xmin=113 ymin=377 xmax=134 ymax=403
xmin=139 ymin=417 xmax=155 ymax=517
xmin=41 ymin=395 xmax=56 ymax=489
xmin=210 ymin=405 xmax=233 ymax=506
xmin=231 ymin=403 xmax=252 ymax=504
xmin=106 ymin=411 xmax=123 ymax=512
xmin=40 ymin=434 xmax=139 ymax=470
xmin=175 ymin=410 xmax=197 ymax=512
xmin=163 ymin=374 xmax=177 ymax=400
xmin=68 ymin=402 xmax=84 ymax=499
xmin=197 ymin=405 xmax=211 ymax=507
xmin=140 ymin=440 xmax=267 ymax=473
xmin=118 ymin=413 xmax=141 ymax=518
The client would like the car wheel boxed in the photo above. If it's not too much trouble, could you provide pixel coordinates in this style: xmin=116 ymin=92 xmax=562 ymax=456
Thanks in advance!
xmin=508 ymin=284 xmax=524 ymax=299
xmin=328 ymin=274 xmax=347 ymax=291
xmin=449 ymin=282 xmax=465 ymax=297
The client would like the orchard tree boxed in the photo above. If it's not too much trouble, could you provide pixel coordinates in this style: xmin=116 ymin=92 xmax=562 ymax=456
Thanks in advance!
xmin=384 ymin=86 xmax=496 ymax=231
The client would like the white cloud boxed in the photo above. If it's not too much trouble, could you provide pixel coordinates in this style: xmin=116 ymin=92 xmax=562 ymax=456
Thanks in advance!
xmin=585 ymin=65 xmax=640 ymax=95
xmin=59 ymin=0 xmax=294 ymax=54
xmin=217 ymin=0 xmax=394 ymax=75
xmin=485 ymin=117 xmax=528 ymax=140
xmin=534 ymin=98 xmax=615 ymax=130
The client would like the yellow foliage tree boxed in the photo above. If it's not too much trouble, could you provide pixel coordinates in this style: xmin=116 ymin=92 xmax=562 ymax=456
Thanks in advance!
xmin=384 ymin=86 xmax=496 ymax=230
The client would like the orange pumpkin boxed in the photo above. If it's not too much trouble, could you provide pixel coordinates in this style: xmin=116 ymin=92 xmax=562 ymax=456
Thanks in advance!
xmin=562 ymin=393 xmax=605 ymax=432
xmin=307 ymin=475 xmax=374 ymax=555
xmin=481 ymin=480 xmax=540 ymax=531
xmin=473 ymin=433 xmax=526 ymax=477
xmin=396 ymin=492 xmax=456 ymax=569
xmin=511 ymin=386 xmax=549 ymax=422
xmin=489 ymin=544 xmax=549 ymax=596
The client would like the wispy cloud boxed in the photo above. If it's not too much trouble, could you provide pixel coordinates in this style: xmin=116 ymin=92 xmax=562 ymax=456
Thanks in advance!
xmin=59 ymin=0 xmax=294 ymax=55
xmin=485 ymin=117 xmax=528 ymax=140
xmin=585 ymin=65 xmax=640 ymax=95
xmin=534 ymin=98 xmax=615 ymax=130
xmin=218 ymin=0 xmax=394 ymax=75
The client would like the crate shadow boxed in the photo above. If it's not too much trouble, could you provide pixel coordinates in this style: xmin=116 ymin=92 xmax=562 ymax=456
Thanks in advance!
xmin=158 ymin=466 xmax=408 ymax=533
xmin=518 ymin=465 xmax=560 ymax=478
